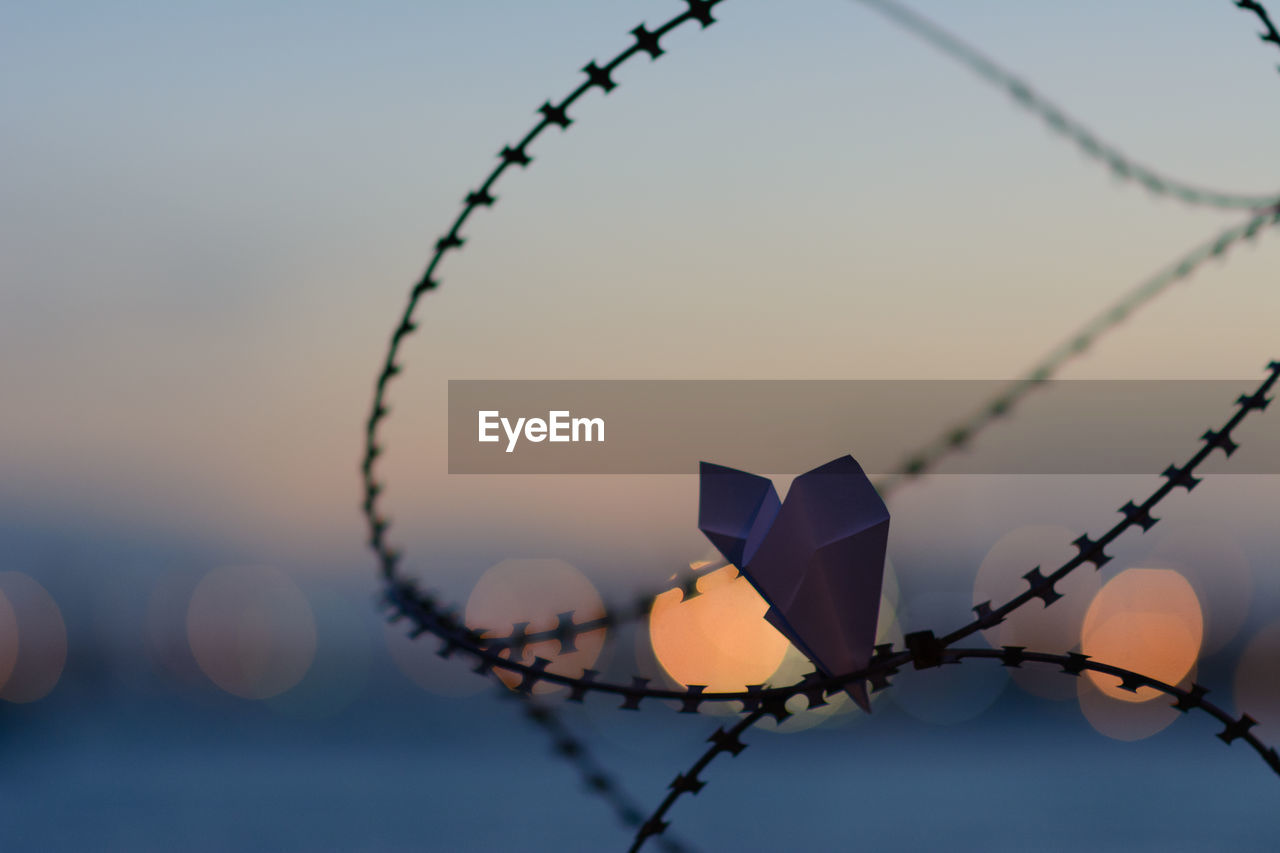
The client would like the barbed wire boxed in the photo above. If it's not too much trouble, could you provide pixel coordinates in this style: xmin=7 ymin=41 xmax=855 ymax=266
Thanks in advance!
xmin=360 ymin=5 xmax=726 ymax=841
xmin=628 ymin=645 xmax=1280 ymax=852
xmin=850 ymin=0 xmax=1280 ymax=210
xmin=477 ymin=0 xmax=1280 ymax=645
xmin=1235 ymin=0 xmax=1280 ymax=70
xmin=359 ymin=1 xmax=1280 ymax=847
xmin=383 ymin=362 xmax=1277 ymax=846
xmin=387 ymin=361 xmax=1279 ymax=708
xmin=628 ymin=710 xmax=765 ymax=853
xmin=442 ymin=204 xmax=1280 ymax=667
xmin=624 ymin=4 xmax=1280 ymax=840
xmin=513 ymin=693 xmax=694 ymax=853
xmin=362 ymin=0 xmax=1280 ymax=659
xmin=394 ymin=361 xmax=1274 ymax=701
xmin=471 ymin=203 xmax=1280 ymax=666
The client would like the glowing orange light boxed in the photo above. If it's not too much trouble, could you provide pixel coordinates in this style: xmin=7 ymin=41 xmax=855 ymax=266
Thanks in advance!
xmin=0 ymin=572 xmax=67 ymax=704
xmin=0 ymin=589 xmax=16 ymax=693
xmin=973 ymin=524 xmax=1100 ymax=701
xmin=1081 ymin=568 xmax=1202 ymax=703
xmin=187 ymin=565 xmax=316 ymax=700
xmin=648 ymin=564 xmax=789 ymax=693
xmin=1076 ymin=670 xmax=1186 ymax=742
xmin=465 ymin=558 xmax=606 ymax=695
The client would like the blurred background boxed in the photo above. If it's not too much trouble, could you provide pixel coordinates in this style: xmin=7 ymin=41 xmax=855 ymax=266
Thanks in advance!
xmin=2 ymin=0 xmax=1280 ymax=849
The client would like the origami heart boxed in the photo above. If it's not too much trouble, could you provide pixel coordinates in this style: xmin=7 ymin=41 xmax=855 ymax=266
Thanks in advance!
xmin=698 ymin=456 xmax=890 ymax=711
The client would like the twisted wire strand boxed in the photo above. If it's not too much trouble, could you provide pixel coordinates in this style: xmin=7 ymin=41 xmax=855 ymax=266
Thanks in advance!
xmin=629 ymin=646 xmax=1280 ymax=852
xmin=627 ymin=711 xmax=765 ymax=853
xmin=514 ymin=694 xmax=695 ymax=853
xmin=1235 ymin=0 xmax=1280 ymax=70
xmin=386 ymin=361 xmax=1279 ymax=709
xmin=850 ymin=0 xmax=1280 ymax=210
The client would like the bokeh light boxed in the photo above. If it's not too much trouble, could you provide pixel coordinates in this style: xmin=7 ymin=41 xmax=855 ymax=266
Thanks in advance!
xmin=267 ymin=588 xmax=372 ymax=719
xmin=1080 ymin=568 xmax=1202 ymax=703
xmin=1076 ymin=668 xmax=1188 ymax=742
xmin=145 ymin=570 xmax=206 ymax=686
xmin=186 ymin=565 xmax=317 ymax=699
xmin=893 ymin=589 xmax=1008 ymax=724
xmin=973 ymin=524 xmax=1100 ymax=700
xmin=648 ymin=563 xmax=789 ymax=693
xmin=1234 ymin=621 xmax=1280 ymax=745
xmin=1145 ymin=521 xmax=1251 ymax=655
xmin=385 ymin=614 xmax=491 ymax=698
xmin=0 ymin=572 xmax=67 ymax=704
xmin=465 ymin=558 xmax=607 ymax=695
xmin=0 ymin=588 xmax=17 ymax=694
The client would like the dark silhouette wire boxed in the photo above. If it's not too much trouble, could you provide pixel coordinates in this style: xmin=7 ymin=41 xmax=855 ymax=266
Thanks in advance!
xmin=360 ymin=1 xmax=1280 ymax=847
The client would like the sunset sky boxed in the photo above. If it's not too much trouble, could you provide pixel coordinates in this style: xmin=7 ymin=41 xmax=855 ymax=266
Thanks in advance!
xmin=2 ymin=4 xmax=1280 ymax=846
xmin=4 ymin=0 xmax=1279 ymax=570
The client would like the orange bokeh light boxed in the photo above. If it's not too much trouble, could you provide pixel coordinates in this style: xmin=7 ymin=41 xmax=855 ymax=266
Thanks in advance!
xmin=465 ymin=558 xmax=606 ymax=695
xmin=1081 ymin=568 xmax=1202 ymax=703
xmin=973 ymin=524 xmax=1100 ymax=701
xmin=0 ymin=589 xmax=16 ymax=694
xmin=0 ymin=572 xmax=67 ymax=704
xmin=648 ymin=564 xmax=789 ymax=693
xmin=186 ymin=565 xmax=317 ymax=700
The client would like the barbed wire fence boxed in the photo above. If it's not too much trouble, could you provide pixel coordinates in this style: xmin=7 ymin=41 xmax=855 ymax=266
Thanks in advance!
xmin=384 ymin=364 xmax=1279 ymax=708
xmin=511 ymin=693 xmax=693 ymax=853
xmin=361 ymin=1 xmax=1280 ymax=848
xmin=627 ymin=644 xmax=1280 ymax=853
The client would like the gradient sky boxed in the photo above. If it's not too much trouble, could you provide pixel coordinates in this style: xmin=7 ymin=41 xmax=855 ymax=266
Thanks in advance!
xmin=3 ymin=0 xmax=1279 ymax=574
xmin=4 ymin=7 xmax=1280 ymax=847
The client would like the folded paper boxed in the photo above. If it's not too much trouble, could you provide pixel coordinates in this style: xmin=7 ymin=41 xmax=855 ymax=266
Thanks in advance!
xmin=698 ymin=456 xmax=890 ymax=711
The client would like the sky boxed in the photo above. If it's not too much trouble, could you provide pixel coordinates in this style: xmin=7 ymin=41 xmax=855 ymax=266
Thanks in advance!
xmin=2 ymin=2 xmax=1280 ymax=848
xmin=3 ymin=0 xmax=1279 ymax=560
